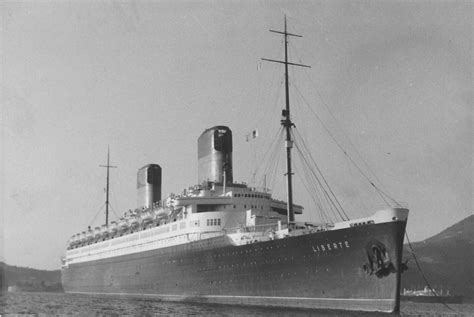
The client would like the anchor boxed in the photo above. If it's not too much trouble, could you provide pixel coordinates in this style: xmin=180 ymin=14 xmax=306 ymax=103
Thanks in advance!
xmin=363 ymin=239 xmax=396 ymax=278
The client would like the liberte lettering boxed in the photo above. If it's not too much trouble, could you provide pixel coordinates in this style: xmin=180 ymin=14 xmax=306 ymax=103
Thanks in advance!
xmin=311 ymin=241 xmax=350 ymax=253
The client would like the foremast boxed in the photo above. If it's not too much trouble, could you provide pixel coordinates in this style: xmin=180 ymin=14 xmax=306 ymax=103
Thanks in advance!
xmin=99 ymin=148 xmax=117 ymax=226
xmin=262 ymin=16 xmax=310 ymax=227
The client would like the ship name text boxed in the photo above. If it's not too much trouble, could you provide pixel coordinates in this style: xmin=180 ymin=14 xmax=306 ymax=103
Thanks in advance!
xmin=311 ymin=240 xmax=350 ymax=253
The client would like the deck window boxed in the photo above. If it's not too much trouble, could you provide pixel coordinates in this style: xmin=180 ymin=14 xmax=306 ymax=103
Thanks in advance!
xmin=207 ymin=218 xmax=221 ymax=226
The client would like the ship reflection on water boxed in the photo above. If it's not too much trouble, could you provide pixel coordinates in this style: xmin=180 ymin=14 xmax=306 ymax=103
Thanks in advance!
xmin=2 ymin=292 xmax=473 ymax=316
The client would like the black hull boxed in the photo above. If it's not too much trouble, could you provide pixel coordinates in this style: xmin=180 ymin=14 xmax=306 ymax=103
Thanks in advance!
xmin=62 ymin=220 xmax=407 ymax=313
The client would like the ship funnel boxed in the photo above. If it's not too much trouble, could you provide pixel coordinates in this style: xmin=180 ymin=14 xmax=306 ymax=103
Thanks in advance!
xmin=137 ymin=164 xmax=162 ymax=209
xmin=198 ymin=126 xmax=233 ymax=185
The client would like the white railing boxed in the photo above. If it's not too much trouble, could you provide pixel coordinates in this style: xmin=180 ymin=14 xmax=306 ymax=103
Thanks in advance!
xmin=223 ymin=222 xmax=284 ymax=235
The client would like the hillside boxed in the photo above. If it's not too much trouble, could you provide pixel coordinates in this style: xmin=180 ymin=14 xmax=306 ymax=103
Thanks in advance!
xmin=401 ymin=215 xmax=473 ymax=301
xmin=0 ymin=262 xmax=63 ymax=292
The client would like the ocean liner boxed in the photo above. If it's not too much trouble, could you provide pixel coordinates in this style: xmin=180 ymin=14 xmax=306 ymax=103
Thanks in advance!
xmin=62 ymin=18 xmax=409 ymax=313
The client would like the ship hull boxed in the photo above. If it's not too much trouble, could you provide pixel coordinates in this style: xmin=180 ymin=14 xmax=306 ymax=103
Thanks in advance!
xmin=62 ymin=220 xmax=407 ymax=313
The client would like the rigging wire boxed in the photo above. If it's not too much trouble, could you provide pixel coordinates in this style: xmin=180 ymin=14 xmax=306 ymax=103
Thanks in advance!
xmin=253 ymin=36 xmax=348 ymax=222
xmin=293 ymin=161 xmax=332 ymax=223
xmin=260 ymin=20 xmax=397 ymax=221
xmin=244 ymin=61 xmax=285 ymax=185
xmin=286 ymin=49 xmax=336 ymax=222
xmin=291 ymin=82 xmax=398 ymax=208
xmin=266 ymin=129 xmax=285 ymax=192
xmin=405 ymin=232 xmax=460 ymax=314
xmin=245 ymin=35 xmax=285 ymax=159
xmin=109 ymin=170 xmax=122 ymax=221
xmin=87 ymin=203 xmax=106 ymax=228
xmin=108 ymin=198 xmax=120 ymax=220
xmin=296 ymin=55 xmax=388 ymax=192
xmin=253 ymin=127 xmax=285 ymax=190
xmin=294 ymin=129 xmax=347 ymax=217
xmin=250 ymin=62 xmax=285 ymax=136
xmin=292 ymin=128 xmax=349 ymax=221
xmin=293 ymin=141 xmax=339 ymax=222
xmin=287 ymin=44 xmax=334 ymax=222
xmin=292 ymin=128 xmax=345 ymax=217
xmin=287 ymin=37 xmax=400 ymax=207
xmin=247 ymin=77 xmax=285 ymax=184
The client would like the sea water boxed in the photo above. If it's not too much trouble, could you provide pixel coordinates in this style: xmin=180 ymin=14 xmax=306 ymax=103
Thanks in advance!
xmin=1 ymin=292 xmax=473 ymax=316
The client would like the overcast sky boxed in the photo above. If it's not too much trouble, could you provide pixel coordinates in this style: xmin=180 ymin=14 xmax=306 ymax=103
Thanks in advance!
xmin=2 ymin=1 xmax=472 ymax=270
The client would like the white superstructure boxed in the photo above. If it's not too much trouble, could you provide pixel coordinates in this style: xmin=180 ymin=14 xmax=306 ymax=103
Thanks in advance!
xmin=63 ymin=184 xmax=297 ymax=266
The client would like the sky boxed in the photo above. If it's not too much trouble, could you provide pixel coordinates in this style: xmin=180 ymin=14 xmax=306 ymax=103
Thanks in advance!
xmin=1 ymin=1 xmax=472 ymax=270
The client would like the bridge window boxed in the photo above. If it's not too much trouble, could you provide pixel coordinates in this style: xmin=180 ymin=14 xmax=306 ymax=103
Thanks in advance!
xmin=207 ymin=218 xmax=221 ymax=226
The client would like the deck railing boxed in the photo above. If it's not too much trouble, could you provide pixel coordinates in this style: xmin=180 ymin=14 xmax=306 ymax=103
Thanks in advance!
xmin=223 ymin=222 xmax=285 ymax=235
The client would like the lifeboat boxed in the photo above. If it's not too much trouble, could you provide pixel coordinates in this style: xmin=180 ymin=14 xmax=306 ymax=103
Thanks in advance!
xmin=99 ymin=225 xmax=109 ymax=240
xmin=69 ymin=234 xmax=77 ymax=243
xmin=108 ymin=221 xmax=118 ymax=236
xmin=93 ymin=227 xmax=101 ymax=241
xmin=85 ymin=230 xmax=94 ymax=243
xmin=153 ymin=207 xmax=169 ymax=219
xmin=140 ymin=211 xmax=154 ymax=226
xmin=73 ymin=233 xmax=83 ymax=246
xmin=79 ymin=231 xmax=87 ymax=244
xmin=129 ymin=216 xmax=140 ymax=231
xmin=67 ymin=235 xmax=77 ymax=248
xmin=118 ymin=218 xmax=129 ymax=232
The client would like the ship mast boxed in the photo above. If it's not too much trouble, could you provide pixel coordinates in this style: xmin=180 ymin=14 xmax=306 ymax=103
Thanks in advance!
xmin=262 ymin=16 xmax=310 ymax=227
xmin=99 ymin=147 xmax=117 ymax=226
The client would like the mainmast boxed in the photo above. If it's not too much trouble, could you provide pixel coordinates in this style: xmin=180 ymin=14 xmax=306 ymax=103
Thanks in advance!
xmin=99 ymin=147 xmax=117 ymax=226
xmin=262 ymin=16 xmax=310 ymax=227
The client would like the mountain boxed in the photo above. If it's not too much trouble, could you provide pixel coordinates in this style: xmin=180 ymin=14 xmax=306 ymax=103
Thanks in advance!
xmin=0 ymin=262 xmax=63 ymax=292
xmin=401 ymin=215 xmax=474 ymax=301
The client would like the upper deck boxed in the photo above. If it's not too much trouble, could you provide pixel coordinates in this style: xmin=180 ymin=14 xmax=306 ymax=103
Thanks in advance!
xmin=65 ymin=183 xmax=303 ymax=265
xmin=64 ymin=182 xmax=300 ymax=255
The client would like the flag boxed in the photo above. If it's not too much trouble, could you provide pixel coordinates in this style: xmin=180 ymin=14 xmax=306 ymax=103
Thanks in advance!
xmin=246 ymin=129 xmax=258 ymax=142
